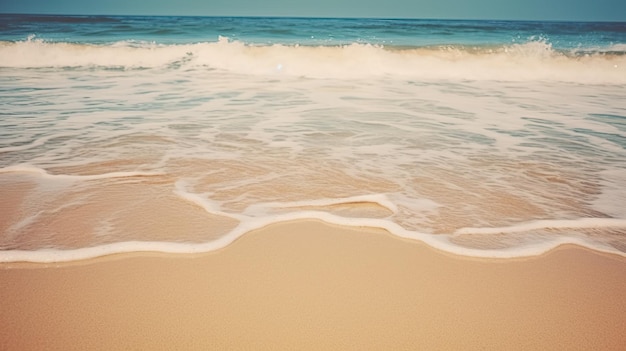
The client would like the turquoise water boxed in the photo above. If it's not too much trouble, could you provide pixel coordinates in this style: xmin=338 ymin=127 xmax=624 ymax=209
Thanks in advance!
xmin=2 ymin=15 xmax=625 ymax=50
xmin=1 ymin=15 xmax=626 ymax=262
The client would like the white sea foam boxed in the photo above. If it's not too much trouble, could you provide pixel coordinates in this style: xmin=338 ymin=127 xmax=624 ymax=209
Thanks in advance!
xmin=1 ymin=212 xmax=624 ymax=263
xmin=173 ymin=180 xmax=245 ymax=221
xmin=454 ymin=218 xmax=626 ymax=235
xmin=0 ymin=164 xmax=162 ymax=180
xmin=243 ymin=193 xmax=400 ymax=215
xmin=1 ymin=38 xmax=624 ymax=83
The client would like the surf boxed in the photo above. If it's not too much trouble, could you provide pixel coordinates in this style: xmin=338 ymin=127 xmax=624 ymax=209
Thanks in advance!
xmin=1 ymin=36 xmax=624 ymax=83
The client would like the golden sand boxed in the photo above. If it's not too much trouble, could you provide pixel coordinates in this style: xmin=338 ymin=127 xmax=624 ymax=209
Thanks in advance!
xmin=1 ymin=220 xmax=625 ymax=350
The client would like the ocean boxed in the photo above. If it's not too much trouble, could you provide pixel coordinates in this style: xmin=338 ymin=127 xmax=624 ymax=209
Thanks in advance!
xmin=1 ymin=14 xmax=625 ymax=262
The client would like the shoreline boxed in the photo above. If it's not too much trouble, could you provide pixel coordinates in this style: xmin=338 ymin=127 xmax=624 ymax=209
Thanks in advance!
xmin=2 ymin=213 xmax=626 ymax=264
xmin=2 ymin=219 xmax=626 ymax=350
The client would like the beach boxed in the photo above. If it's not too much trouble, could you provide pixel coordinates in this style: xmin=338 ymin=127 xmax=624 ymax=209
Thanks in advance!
xmin=2 ymin=220 xmax=625 ymax=350
xmin=2 ymin=15 xmax=626 ymax=350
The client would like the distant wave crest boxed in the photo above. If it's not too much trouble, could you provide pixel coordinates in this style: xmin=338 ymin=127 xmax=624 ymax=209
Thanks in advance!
xmin=0 ymin=35 xmax=624 ymax=83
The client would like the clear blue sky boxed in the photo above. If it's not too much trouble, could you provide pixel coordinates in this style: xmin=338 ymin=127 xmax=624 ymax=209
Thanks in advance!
xmin=0 ymin=0 xmax=624 ymax=21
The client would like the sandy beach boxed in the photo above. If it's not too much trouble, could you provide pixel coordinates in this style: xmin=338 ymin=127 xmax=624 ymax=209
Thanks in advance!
xmin=3 ymin=11 xmax=626 ymax=351
xmin=1 ymin=219 xmax=625 ymax=350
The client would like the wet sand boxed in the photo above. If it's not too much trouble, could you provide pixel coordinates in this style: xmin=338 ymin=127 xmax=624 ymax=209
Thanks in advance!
xmin=1 ymin=220 xmax=625 ymax=350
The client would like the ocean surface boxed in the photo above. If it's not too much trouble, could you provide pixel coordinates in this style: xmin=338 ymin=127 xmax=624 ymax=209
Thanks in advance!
xmin=1 ymin=14 xmax=626 ymax=262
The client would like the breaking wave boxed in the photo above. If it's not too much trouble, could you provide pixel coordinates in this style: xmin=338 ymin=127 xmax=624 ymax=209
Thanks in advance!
xmin=1 ymin=36 xmax=624 ymax=83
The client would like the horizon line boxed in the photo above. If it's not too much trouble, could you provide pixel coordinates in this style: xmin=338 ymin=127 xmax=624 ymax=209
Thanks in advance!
xmin=1 ymin=12 xmax=624 ymax=23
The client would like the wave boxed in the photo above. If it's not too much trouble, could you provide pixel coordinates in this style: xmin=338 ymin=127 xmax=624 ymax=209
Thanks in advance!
xmin=1 ymin=36 xmax=624 ymax=83
xmin=1 ymin=211 xmax=624 ymax=263
xmin=1 ymin=172 xmax=625 ymax=263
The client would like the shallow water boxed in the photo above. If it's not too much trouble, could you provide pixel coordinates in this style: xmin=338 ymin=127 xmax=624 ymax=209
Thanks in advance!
xmin=1 ymin=15 xmax=625 ymax=262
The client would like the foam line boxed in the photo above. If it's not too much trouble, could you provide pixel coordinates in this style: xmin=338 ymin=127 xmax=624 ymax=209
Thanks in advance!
xmin=454 ymin=218 xmax=626 ymax=235
xmin=2 ymin=211 xmax=625 ymax=263
xmin=0 ymin=164 xmax=162 ymax=180
xmin=1 ymin=39 xmax=624 ymax=83
xmin=244 ymin=194 xmax=399 ymax=215
xmin=173 ymin=180 xmax=246 ymax=221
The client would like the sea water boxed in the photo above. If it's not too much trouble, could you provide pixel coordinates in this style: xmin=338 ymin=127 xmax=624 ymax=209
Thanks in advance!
xmin=1 ymin=15 xmax=625 ymax=262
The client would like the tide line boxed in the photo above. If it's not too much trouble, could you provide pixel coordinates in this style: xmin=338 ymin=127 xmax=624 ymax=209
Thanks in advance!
xmin=2 ymin=211 xmax=625 ymax=264
xmin=454 ymin=217 xmax=626 ymax=235
xmin=0 ymin=164 xmax=162 ymax=180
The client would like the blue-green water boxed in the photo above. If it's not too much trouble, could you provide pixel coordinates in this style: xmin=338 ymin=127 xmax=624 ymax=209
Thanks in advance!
xmin=2 ymin=14 xmax=625 ymax=50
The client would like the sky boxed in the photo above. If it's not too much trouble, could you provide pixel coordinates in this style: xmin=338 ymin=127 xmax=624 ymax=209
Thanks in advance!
xmin=0 ymin=0 xmax=625 ymax=21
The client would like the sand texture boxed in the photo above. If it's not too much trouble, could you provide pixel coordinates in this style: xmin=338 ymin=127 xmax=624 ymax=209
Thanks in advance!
xmin=1 ymin=220 xmax=626 ymax=350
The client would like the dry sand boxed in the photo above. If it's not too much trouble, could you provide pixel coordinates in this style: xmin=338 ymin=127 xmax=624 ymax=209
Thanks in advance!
xmin=1 ymin=220 xmax=625 ymax=350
